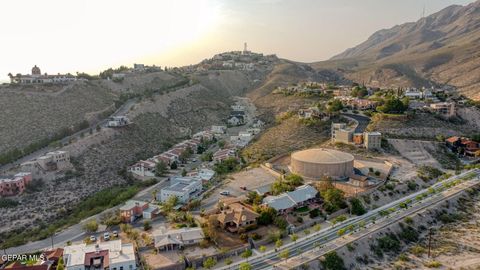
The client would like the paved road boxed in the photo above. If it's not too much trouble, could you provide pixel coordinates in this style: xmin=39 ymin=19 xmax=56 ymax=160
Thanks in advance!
xmin=341 ymin=113 xmax=370 ymax=133
xmin=216 ymin=169 xmax=480 ymax=270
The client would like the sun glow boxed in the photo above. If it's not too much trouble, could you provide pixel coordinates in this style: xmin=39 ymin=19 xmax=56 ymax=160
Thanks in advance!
xmin=0 ymin=0 xmax=220 ymax=78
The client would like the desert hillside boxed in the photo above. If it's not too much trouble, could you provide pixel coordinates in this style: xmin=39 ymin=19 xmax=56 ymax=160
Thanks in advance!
xmin=313 ymin=0 xmax=480 ymax=100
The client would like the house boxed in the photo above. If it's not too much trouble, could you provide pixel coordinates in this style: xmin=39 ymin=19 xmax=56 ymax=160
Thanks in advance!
xmin=263 ymin=185 xmax=318 ymax=214
xmin=133 ymin=63 xmax=145 ymax=70
xmin=153 ymin=227 xmax=204 ymax=251
xmin=331 ymin=123 xmax=353 ymax=144
xmin=107 ymin=116 xmax=130 ymax=127
xmin=0 ymin=172 xmax=32 ymax=196
xmin=231 ymin=104 xmax=245 ymax=111
xmin=5 ymin=263 xmax=51 ymax=270
xmin=445 ymin=136 xmax=480 ymax=157
xmin=22 ymin=151 xmax=71 ymax=173
xmin=213 ymin=148 xmax=236 ymax=163
xmin=217 ymin=199 xmax=260 ymax=233
xmin=246 ymin=128 xmax=261 ymax=135
xmin=192 ymin=130 xmax=215 ymax=141
xmin=252 ymin=119 xmax=265 ymax=128
xmin=227 ymin=115 xmax=244 ymax=126
xmin=364 ymin=132 xmax=382 ymax=150
xmin=129 ymin=160 xmax=156 ymax=178
xmin=9 ymin=65 xmax=76 ymax=84
xmin=211 ymin=125 xmax=227 ymax=134
xmin=63 ymin=240 xmax=136 ymax=270
xmin=187 ymin=169 xmax=216 ymax=183
xmin=44 ymin=248 xmax=64 ymax=267
xmin=143 ymin=205 xmax=160 ymax=220
xmin=430 ymin=102 xmax=456 ymax=118
xmin=120 ymin=200 xmax=149 ymax=223
xmin=159 ymin=177 xmax=202 ymax=204
xmin=404 ymin=90 xmax=423 ymax=99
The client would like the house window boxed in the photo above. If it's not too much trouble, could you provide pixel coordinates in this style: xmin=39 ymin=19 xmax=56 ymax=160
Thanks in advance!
xmin=120 ymin=267 xmax=124 ymax=270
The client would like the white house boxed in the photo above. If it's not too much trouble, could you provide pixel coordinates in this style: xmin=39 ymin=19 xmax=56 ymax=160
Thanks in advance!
xmin=129 ymin=160 xmax=156 ymax=177
xmin=187 ymin=169 xmax=216 ymax=183
xmin=211 ymin=125 xmax=227 ymax=134
xmin=227 ymin=115 xmax=244 ymax=126
xmin=159 ymin=177 xmax=202 ymax=203
xmin=107 ymin=116 xmax=130 ymax=127
xmin=63 ymin=240 xmax=136 ymax=270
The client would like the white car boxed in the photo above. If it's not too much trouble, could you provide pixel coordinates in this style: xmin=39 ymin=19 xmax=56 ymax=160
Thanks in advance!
xmin=89 ymin=235 xmax=96 ymax=242
xmin=103 ymin=232 xmax=110 ymax=241
xmin=220 ymin=190 xmax=230 ymax=196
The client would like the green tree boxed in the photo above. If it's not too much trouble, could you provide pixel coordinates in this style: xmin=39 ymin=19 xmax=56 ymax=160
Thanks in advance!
xmin=202 ymin=257 xmax=217 ymax=269
xmin=275 ymin=239 xmax=283 ymax=248
xmin=83 ymin=220 xmax=98 ymax=233
xmin=259 ymin=246 xmax=267 ymax=253
xmin=241 ymin=249 xmax=253 ymax=260
xmin=377 ymin=97 xmax=408 ymax=114
xmin=239 ymin=262 xmax=252 ymax=270
xmin=349 ymin=198 xmax=366 ymax=216
xmin=327 ymin=99 xmax=344 ymax=113
xmin=279 ymin=249 xmax=289 ymax=261
xmin=143 ymin=220 xmax=152 ymax=231
xmin=321 ymin=251 xmax=346 ymax=270
xmin=246 ymin=191 xmax=263 ymax=205
xmin=290 ymin=234 xmax=298 ymax=242
xmin=321 ymin=188 xmax=347 ymax=214
xmin=170 ymin=161 xmax=178 ymax=170
xmin=56 ymin=256 xmax=65 ymax=270
xmin=201 ymin=151 xmax=213 ymax=162
xmin=155 ymin=161 xmax=168 ymax=177
xmin=161 ymin=196 xmax=178 ymax=213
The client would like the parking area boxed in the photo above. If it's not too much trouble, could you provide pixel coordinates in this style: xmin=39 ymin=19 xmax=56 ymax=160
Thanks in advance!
xmin=201 ymin=167 xmax=278 ymax=210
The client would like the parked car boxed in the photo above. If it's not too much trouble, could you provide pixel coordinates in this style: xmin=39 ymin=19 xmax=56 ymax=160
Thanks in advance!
xmin=90 ymin=235 xmax=96 ymax=242
xmin=240 ymin=186 xmax=247 ymax=190
xmin=112 ymin=230 xmax=118 ymax=237
xmin=103 ymin=232 xmax=110 ymax=241
xmin=220 ymin=190 xmax=230 ymax=196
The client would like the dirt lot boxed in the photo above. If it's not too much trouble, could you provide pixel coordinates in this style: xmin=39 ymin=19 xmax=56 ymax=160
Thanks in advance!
xmin=201 ymin=167 xmax=277 ymax=210
xmin=388 ymin=139 xmax=441 ymax=168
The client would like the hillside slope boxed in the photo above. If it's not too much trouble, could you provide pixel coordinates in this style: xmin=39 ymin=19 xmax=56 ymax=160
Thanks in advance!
xmin=313 ymin=0 xmax=480 ymax=100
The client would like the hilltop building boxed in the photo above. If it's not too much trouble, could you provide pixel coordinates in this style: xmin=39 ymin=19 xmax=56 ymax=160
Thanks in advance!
xmin=8 ymin=65 xmax=76 ymax=84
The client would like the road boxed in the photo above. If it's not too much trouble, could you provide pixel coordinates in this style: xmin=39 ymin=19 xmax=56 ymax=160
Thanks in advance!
xmin=216 ymin=169 xmax=480 ymax=270
xmin=0 ymin=98 xmax=137 ymax=173
xmin=4 ymin=174 xmax=170 ymax=255
xmin=341 ymin=113 xmax=370 ymax=133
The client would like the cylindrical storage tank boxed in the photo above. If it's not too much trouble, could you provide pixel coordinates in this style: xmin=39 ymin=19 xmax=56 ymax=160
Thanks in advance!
xmin=290 ymin=148 xmax=354 ymax=179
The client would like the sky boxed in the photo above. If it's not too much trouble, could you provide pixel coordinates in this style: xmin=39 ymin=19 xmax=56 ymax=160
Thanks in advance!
xmin=0 ymin=0 xmax=475 ymax=81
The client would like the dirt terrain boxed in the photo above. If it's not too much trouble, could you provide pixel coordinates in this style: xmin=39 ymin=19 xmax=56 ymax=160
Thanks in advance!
xmin=0 ymin=70 xmax=262 ymax=237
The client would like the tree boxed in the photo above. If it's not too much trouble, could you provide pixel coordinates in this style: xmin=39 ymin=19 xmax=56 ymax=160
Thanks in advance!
xmin=314 ymin=224 xmax=321 ymax=232
xmin=274 ymin=216 xmax=288 ymax=230
xmin=201 ymin=151 xmax=213 ymax=162
xmin=202 ymin=257 xmax=217 ymax=269
xmin=56 ymin=257 xmax=65 ymax=270
xmin=170 ymin=161 xmax=178 ymax=170
xmin=155 ymin=161 xmax=168 ymax=177
xmin=257 ymin=207 xmax=277 ymax=225
xmin=275 ymin=239 xmax=283 ymax=248
xmin=349 ymin=198 xmax=366 ymax=216
xmin=143 ymin=220 xmax=152 ymax=231
xmin=327 ymin=99 xmax=343 ymax=113
xmin=241 ymin=249 xmax=253 ymax=260
xmin=161 ymin=196 xmax=178 ymax=213
xmin=246 ymin=191 xmax=263 ymax=205
xmin=290 ymin=234 xmax=298 ymax=243
xmin=83 ymin=220 xmax=98 ymax=233
xmin=321 ymin=251 xmax=346 ymax=270
xmin=321 ymin=188 xmax=347 ymax=214
xmin=181 ymin=168 xmax=187 ymax=177
xmin=239 ymin=262 xmax=252 ymax=270
xmin=377 ymin=97 xmax=408 ymax=114
xmin=279 ymin=249 xmax=289 ymax=261
xmin=259 ymin=246 xmax=267 ymax=253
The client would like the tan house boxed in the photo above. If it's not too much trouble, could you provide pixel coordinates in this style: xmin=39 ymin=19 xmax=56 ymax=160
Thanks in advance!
xmin=217 ymin=199 xmax=259 ymax=233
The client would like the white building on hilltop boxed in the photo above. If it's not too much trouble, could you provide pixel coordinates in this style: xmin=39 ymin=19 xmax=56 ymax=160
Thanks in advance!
xmin=8 ymin=65 xmax=76 ymax=84
xmin=63 ymin=240 xmax=136 ymax=270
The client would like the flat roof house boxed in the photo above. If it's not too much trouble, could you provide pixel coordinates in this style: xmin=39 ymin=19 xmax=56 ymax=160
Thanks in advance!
xmin=120 ymin=200 xmax=149 ymax=223
xmin=129 ymin=160 xmax=156 ymax=178
xmin=63 ymin=240 xmax=136 ymax=270
xmin=159 ymin=177 xmax=202 ymax=204
xmin=0 ymin=172 xmax=32 ymax=196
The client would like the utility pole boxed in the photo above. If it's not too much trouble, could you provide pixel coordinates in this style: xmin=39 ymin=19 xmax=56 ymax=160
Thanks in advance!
xmin=428 ymin=228 xmax=433 ymax=257
xmin=51 ymin=233 xmax=54 ymax=249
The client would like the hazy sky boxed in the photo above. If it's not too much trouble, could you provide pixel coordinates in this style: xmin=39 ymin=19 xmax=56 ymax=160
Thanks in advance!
xmin=0 ymin=0 xmax=475 ymax=81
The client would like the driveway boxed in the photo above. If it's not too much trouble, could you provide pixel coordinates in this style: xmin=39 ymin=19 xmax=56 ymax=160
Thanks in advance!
xmin=342 ymin=113 xmax=370 ymax=133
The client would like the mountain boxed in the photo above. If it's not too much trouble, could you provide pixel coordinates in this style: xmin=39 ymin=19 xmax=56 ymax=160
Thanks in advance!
xmin=313 ymin=0 xmax=480 ymax=100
